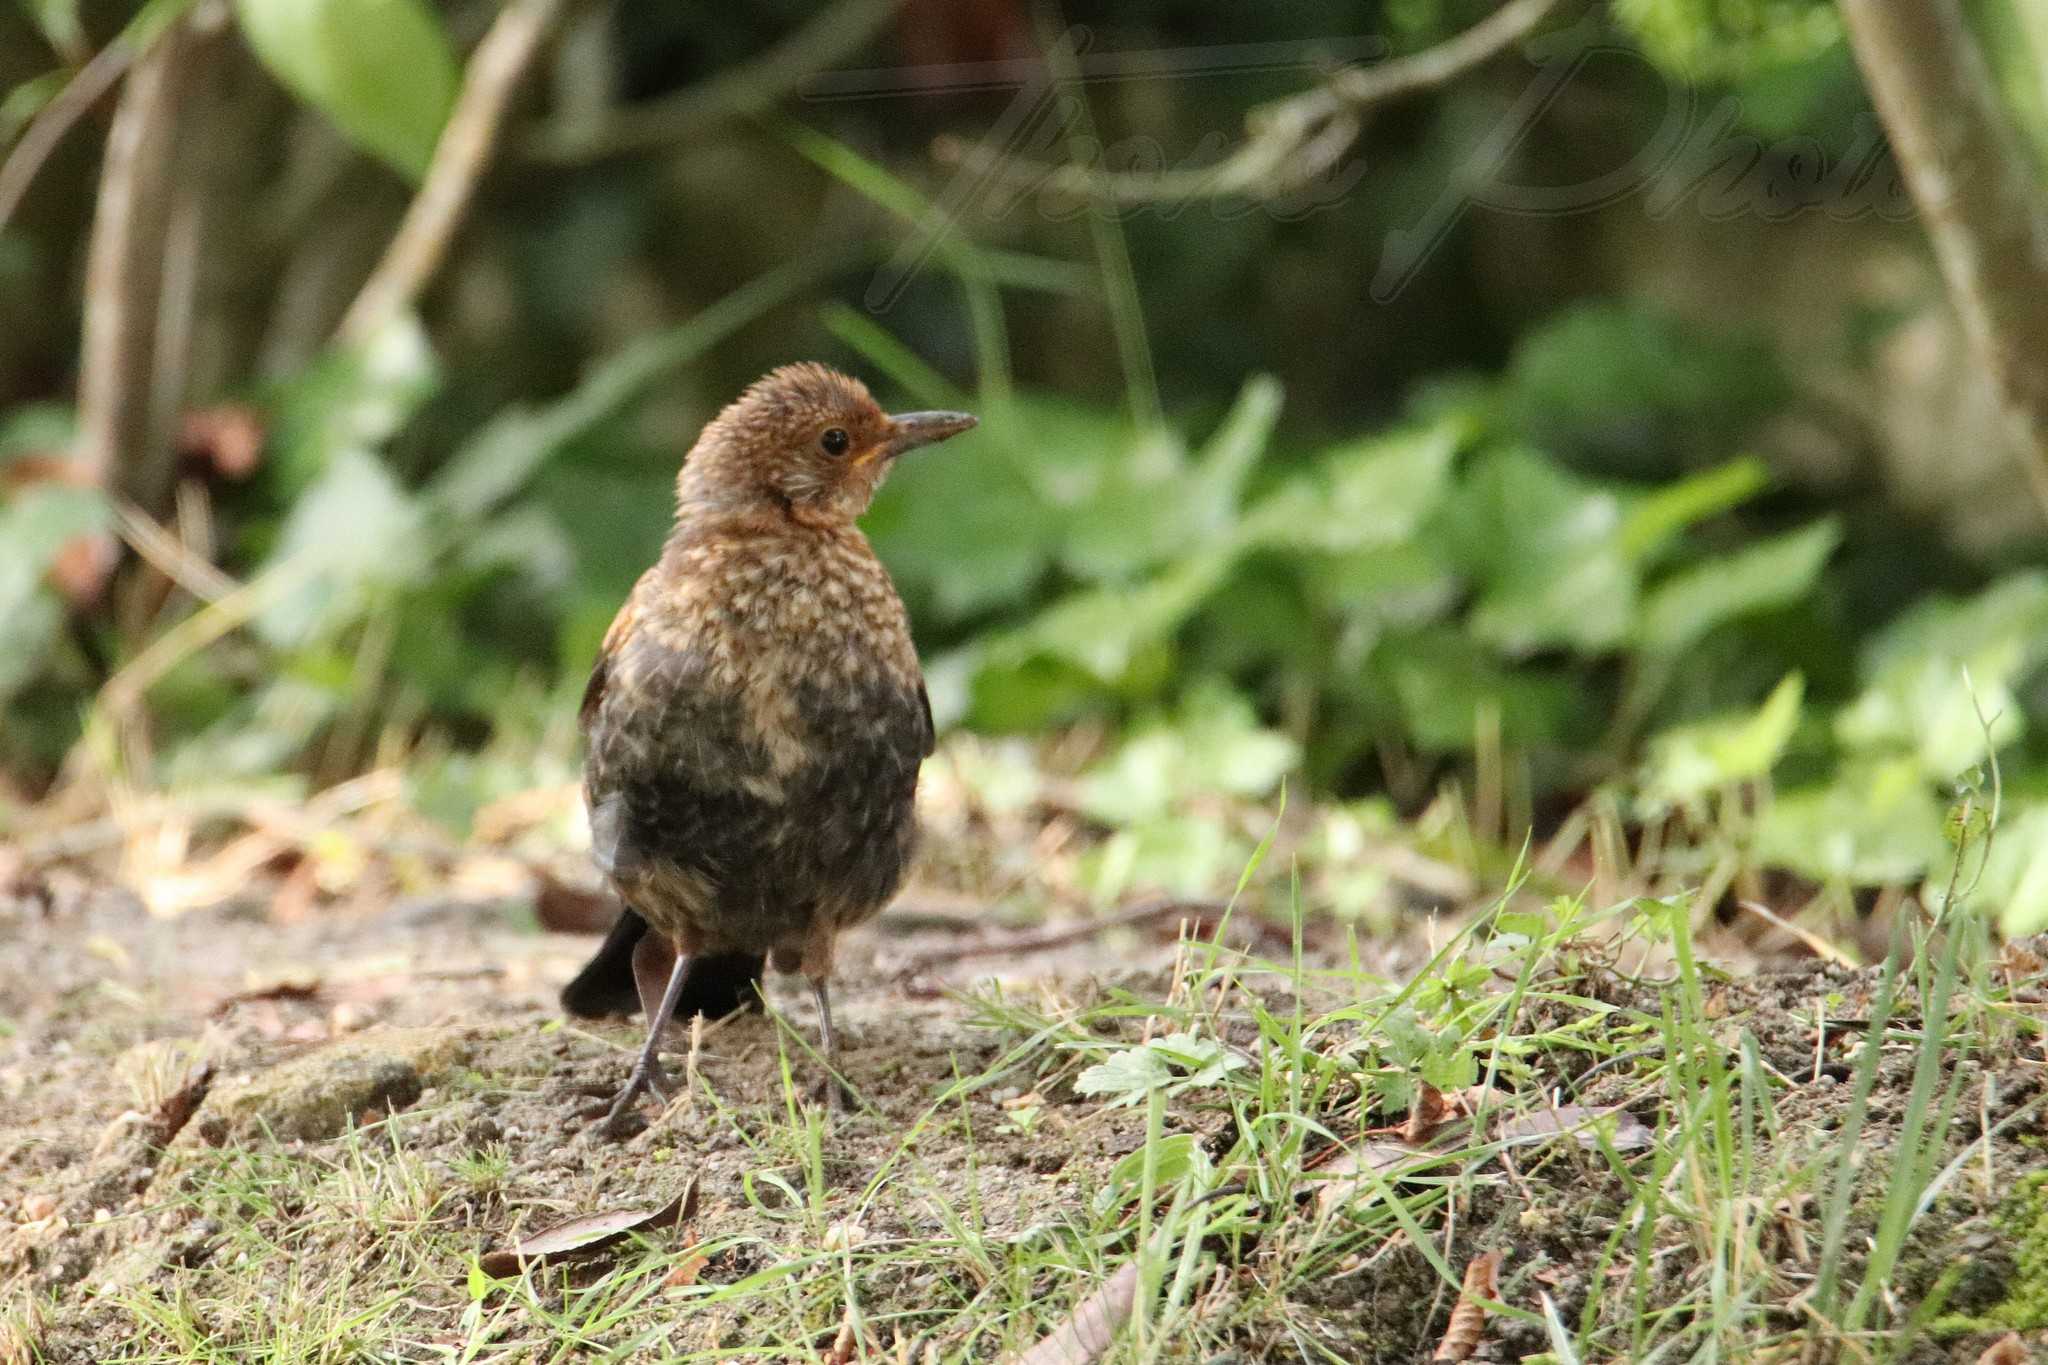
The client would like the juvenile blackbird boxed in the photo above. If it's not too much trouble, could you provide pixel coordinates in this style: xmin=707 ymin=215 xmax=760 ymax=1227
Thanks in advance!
xmin=578 ymin=363 xmax=974 ymax=1131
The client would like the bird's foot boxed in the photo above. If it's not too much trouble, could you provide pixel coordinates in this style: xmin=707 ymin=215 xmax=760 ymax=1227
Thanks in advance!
xmin=588 ymin=1055 xmax=673 ymax=1139
xmin=810 ymin=1074 xmax=853 ymax=1116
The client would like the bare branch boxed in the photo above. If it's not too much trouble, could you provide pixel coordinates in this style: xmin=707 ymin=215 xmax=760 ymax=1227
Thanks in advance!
xmin=934 ymin=0 xmax=1565 ymax=207
xmin=336 ymin=0 xmax=568 ymax=346
xmin=76 ymin=16 xmax=211 ymax=516
xmin=518 ymin=0 xmax=899 ymax=166
xmin=1840 ymin=0 xmax=2048 ymax=518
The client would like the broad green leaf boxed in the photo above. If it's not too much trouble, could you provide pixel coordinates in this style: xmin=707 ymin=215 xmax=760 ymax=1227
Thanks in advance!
xmin=1613 ymin=0 xmax=1843 ymax=81
xmin=1094 ymin=1134 xmax=1212 ymax=1210
xmin=1616 ymin=456 xmax=1771 ymax=562
xmin=235 ymin=0 xmax=458 ymax=180
xmin=1753 ymin=757 xmax=1948 ymax=885
xmin=264 ymin=315 xmax=438 ymax=497
xmin=256 ymin=447 xmax=426 ymax=646
xmin=1183 ymin=374 xmax=1282 ymax=534
xmin=990 ymin=550 xmax=1235 ymax=684
xmin=0 ymin=483 xmax=106 ymax=704
xmin=1834 ymin=573 xmax=2048 ymax=778
xmin=1636 ymin=518 xmax=1840 ymax=654
xmin=1640 ymin=672 xmax=1803 ymax=809
xmin=1371 ymin=629 xmax=1578 ymax=751
xmin=1243 ymin=420 xmax=1459 ymax=554
xmin=1503 ymin=302 xmax=1790 ymax=474
xmin=1956 ymin=804 xmax=2048 ymax=934
xmin=1074 ymin=684 xmax=1297 ymax=826
xmin=1446 ymin=447 xmax=1636 ymax=654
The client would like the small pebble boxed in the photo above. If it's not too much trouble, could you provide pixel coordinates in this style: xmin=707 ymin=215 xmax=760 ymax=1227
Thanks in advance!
xmin=20 ymin=1193 xmax=57 ymax=1221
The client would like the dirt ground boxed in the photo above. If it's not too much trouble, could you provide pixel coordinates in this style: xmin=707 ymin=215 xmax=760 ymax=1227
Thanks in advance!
xmin=3 ymin=873 xmax=2047 ymax=1361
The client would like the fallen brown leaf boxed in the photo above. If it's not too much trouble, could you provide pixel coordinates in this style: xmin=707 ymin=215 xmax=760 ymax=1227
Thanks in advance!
xmin=662 ymin=1248 xmax=710 ymax=1290
xmin=1494 ymin=1104 xmax=1652 ymax=1152
xmin=1402 ymin=1082 xmax=1450 ymax=1144
xmin=1975 ymin=1332 xmax=2030 ymax=1365
xmin=149 ymin=1061 xmax=215 ymax=1147
xmin=1431 ymin=1250 xmax=1502 ymax=1362
xmin=1004 ymin=1261 xmax=1140 ymax=1365
xmin=479 ymin=1176 xmax=699 ymax=1279
xmin=532 ymin=867 xmax=615 ymax=934
xmin=1315 ymin=1124 xmax=1468 ymax=1216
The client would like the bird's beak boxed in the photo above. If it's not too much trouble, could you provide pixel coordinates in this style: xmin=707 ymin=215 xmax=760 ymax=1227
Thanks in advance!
xmin=877 ymin=410 xmax=978 ymax=461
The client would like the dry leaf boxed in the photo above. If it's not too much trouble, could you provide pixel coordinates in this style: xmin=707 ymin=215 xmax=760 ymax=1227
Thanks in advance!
xmin=1315 ymin=1124 xmax=1467 ymax=1216
xmin=1402 ymin=1082 xmax=1450 ymax=1144
xmin=479 ymin=1177 xmax=698 ymax=1279
xmin=1495 ymin=1104 xmax=1652 ymax=1152
xmin=1004 ymin=1261 xmax=1140 ymax=1365
xmin=823 ymin=1311 xmax=858 ymax=1365
xmin=149 ymin=1061 xmax=215 ymax=1147
xmin=1974 ymin=1333 xmax=2030 ymax=1365
xmin=1432 ymin=1250 xmax=1502 ymax=1362
xmin=662 ymin=1249 xmax=710 ymax=1290
xmin=532 ymin=868 xmax=615 ymax=934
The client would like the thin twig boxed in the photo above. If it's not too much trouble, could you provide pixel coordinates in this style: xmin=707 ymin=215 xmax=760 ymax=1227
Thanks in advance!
xmin=934 ymin=0 xmax=1564 ymax=206
xmin=895 ymin=897 xmax=1231 ymax=976
xmin=337 ymin=0 xmax=568 ymax=345
xmin=518 ymin=0 xmax=899 ymax=165
xmin=0 ymin=43 xmax=135 ymax=232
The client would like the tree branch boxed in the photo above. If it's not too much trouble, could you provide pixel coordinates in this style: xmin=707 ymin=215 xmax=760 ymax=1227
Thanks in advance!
xmin=1840 ymin=0 xmax=2048 ymax=517
xmin=517 ymin=0 xmax=900 ymax=166
xmin=336 ymin=0 xmax=568 ymax=346
xmin=933 ymin=0 xmax=1565 ymax=207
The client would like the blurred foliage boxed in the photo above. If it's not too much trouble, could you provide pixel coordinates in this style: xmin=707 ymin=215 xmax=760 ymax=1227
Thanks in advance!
xmin=4 ymin=0 xmax=2048 ymax=933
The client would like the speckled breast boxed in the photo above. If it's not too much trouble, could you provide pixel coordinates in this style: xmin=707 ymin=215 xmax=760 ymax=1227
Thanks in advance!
xmin=582 ymin=527 xmax=931 ymax=957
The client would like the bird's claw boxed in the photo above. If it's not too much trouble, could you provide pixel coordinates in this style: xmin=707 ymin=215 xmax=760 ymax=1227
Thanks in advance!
xmin=592 ymin=1056 xmax=674 ymax=1139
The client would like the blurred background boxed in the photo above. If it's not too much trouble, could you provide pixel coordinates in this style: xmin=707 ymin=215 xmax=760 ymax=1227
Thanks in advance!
xmin=4 ymin=0 xmax=2047 ymax=946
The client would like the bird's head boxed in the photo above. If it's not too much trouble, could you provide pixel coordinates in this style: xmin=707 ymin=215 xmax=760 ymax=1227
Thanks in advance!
xmin=677 ymin=363 xmax=976 ymax=526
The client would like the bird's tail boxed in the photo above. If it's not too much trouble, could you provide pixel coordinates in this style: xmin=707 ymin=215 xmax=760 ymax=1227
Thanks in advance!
xmin=559 ymin=907 xmax=766 ymax=1021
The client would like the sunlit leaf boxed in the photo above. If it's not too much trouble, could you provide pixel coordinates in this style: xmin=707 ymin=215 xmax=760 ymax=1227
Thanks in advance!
xmin=1834 ymin=573 xmax=2048 ymax=779
xmin=1754 ymin=757 xmax=1948 ymax=885
xmin=256 ymin=448 xmax=426 ymax=646
xmin=234 ymin=0 xmax=458 ymax=180
xmin=1640 ymin=672 xmax=1803 ymax=809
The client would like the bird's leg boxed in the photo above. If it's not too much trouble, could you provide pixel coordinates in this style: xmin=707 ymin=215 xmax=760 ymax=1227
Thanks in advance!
xmin=598 ymin=936 xmax=692 ymax=1137
xmin=807 ymin=973 xmax=851 ymax=1113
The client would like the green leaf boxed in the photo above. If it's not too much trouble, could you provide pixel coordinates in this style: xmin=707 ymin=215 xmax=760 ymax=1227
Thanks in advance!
xmin=1957 ymin=804 xmax=2048 ymax=934
xmin=264 ymin=316 xmax=439 ymax=498
xmin=1075 ymin=685 xmax=1296 ymax=826
xmin=1834 ymin=573 xmax=2048 ymax=779
xmin=1753 ymin=757 xmax=1948 ymax=885
xmin=234 ymin=0 xmax=458 ymax=180
xmin=1184 ymin=374 xmax=1283 ymax=533
xmin=0 ymin=483 xmax=106 ymax=704
xmin=1503 ymin=302 xmax=1791 ymax=475
xmin=1371 ymin=629 xmax=1578 ymax=751
xmin=1242 ymin=419 xmax=1459 ymax=554
xmin=1636 ymin=518 xmax=1840 ymax=654
xmin=0 ymin=402 xmax=75 ymax=465
xmin=1612 ymin=0 xmax=1843 ymax=81
xmin=1442 ymin=446 xmax=1637 ymax=654
xmin=1640 ymin=672 xmax=1804 ymax=809
xmin=256 ymin=447 xmax=426 ymax=646
xmin=1616 ymin=456 xmax=1771 ymax=562
xmin=1095 ymin=1134 xmax=1212 ymax=1211
xmin=989 ymin=551 xmax=1235 ymax=684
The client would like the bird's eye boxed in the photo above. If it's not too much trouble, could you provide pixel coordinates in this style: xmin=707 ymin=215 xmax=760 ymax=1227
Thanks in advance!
xmin=820 ymin=427 xmax=850 ymax=457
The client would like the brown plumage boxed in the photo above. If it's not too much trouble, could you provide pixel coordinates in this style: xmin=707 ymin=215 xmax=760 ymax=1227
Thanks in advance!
xmin=579 ymin=363 xmax=974 ymax=1132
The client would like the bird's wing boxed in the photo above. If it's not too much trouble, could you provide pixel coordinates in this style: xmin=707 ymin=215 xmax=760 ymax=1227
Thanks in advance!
xmin=578 ymin=598 xmax=639 ymax=732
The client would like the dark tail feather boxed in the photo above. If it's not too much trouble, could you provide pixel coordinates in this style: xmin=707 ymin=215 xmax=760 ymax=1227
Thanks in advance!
xmin=559 ymin=907 xmax=766 ymax=1021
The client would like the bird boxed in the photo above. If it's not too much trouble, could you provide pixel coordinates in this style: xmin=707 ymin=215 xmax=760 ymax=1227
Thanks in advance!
xmin=575 ymin=362 xmax=974 ymax=1133
xmin=558 ymin=906 xmax=763 ymax=1024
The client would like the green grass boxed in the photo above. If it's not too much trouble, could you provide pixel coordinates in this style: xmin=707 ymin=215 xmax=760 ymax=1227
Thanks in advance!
xmin=16 ymin=857 xmax=2024 ymax=1363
